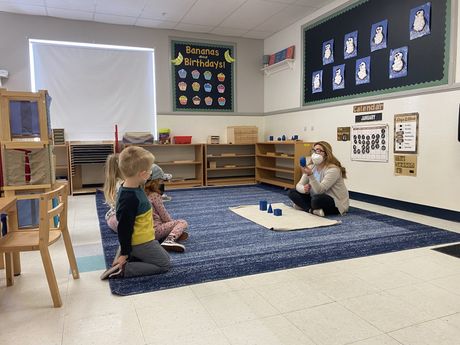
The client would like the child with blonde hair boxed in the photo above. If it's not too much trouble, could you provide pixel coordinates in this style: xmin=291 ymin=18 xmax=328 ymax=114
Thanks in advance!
xmin=145 ymin=164 xmax=189 ymax=252
xmin=103 ymin=153 xmax=122 ymax=232
xmin=100 ymin=146 xmax=170 ymax=279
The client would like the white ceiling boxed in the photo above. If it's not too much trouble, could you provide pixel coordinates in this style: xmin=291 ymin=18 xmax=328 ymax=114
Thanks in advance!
xmin=0 ymin=0 xmax=336 ymax=39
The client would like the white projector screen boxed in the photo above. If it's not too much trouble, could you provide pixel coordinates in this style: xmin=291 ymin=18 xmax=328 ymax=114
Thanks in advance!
xmin=30 ymin=40 xmax=156 ymax=141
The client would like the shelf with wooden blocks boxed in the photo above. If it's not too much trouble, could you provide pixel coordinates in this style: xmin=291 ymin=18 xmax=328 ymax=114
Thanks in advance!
xmin=129 ymin=144 xmax=204 ymax=189
xmin=205 ymin=144 xmax=256 ymax=186
xmin=255 ymin=141 xmax=313 ymax=189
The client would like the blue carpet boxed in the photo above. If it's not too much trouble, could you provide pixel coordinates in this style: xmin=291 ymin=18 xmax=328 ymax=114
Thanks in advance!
xmin=95 ymin=185 xmax=460 ymax=296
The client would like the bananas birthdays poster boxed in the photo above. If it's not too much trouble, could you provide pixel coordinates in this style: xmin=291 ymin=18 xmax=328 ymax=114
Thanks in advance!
xmin=171 ymin=40 xmax=235 ymax=111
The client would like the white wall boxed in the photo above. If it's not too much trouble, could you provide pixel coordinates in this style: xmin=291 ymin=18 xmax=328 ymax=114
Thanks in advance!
xmin=264 ymin=0 xmax=460 ymax=212
xmin=158 ymin=114 xmax=264 ymax=143
xmin=0 ymin=12 xmax=264 ymax=143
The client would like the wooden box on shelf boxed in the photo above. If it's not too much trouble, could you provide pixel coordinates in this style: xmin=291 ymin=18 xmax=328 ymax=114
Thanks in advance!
xmin=255 ymin=141 xmax=313 ymax=189
xmin=227 ymin=126 xmax=258 ymax=144
xmin=205 ymin=144 xmax=256 ymax=186
xmin=125 ymin=143 xmax=204 ymax=189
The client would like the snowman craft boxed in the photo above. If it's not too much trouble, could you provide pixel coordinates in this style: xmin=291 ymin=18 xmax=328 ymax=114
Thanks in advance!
xmin=410 ymin=4 xmax=431 ymax=40
xmin=334 ymin=68 xmax=343 ymax=85
xmin=357 ymin=62 xmax=368 ymax=80
xmin=345 ymin=37 xmax=355 ymax=55
xmin=370 ymin=20 xmax=387 ymax=51
xmin=322 ymin=40 xmax=334 ymax=65
xmin=373 ymin=26 xmax=384 ymax=45
xmin=413 ymin=9 xmax=426 ymax=32
xmin=333 ymin=65 xmax=345 ymax=90
xmin=324 ymin=43 xmax=332 ymax=59
xmin=389 ymin=47 xmax=408 ymax=78
xmin=391 ymin=51 xmax=404 ymax=73
xmin=313 ymin=73 xmax=321 ymax=90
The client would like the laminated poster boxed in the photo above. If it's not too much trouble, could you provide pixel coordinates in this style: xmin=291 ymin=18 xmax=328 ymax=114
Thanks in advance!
xmin=355 ymin=56 xmax=371 ymax=85
xmin=410 ymin=2 xmax=431 ymax=40
xmin=171 ymin=40 xmax=234 ymax=111
xmin=344 ymin=31 xmax=358 ymax=59
xmin=332 ymin=64 xmax=345 ymax=90
xmin=370 ymin=19 xmax=388 ymax=52
xmin=322 ymin=39 xmax=334 ymax=65
xmin=389 ymin=46 xmax=408 ymax=79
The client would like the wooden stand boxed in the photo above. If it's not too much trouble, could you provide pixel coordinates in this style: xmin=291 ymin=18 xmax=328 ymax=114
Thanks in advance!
xmin=68 ymin=141 xmax=115 ymax=195
xmin=205 ymin=144 xmax=256 ymax=186
xmin=255 ymin=141 xmax=314 ymax=189
xmin=126 ymin=144 xmax=204 ymax=189
xmin=0 ymin=89 xmax=53 ymax=274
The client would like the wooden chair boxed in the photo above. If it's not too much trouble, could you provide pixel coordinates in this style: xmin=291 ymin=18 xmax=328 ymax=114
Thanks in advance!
xmin=0 ymin=184 xmax=79 ymax=307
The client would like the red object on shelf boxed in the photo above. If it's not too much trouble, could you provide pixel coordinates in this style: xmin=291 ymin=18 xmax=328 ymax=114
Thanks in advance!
xmin=173 ymin=136 xmax=192 ymax=144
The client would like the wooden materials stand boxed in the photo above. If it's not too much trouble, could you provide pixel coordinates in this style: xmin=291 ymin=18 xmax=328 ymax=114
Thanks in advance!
xmin=0 ymin=89 xmax=54 ymax=274
xmin=68 ymin=141 xmax=115 ymax=195
xmin=126 ymin=144 xmax=204 ymax=189
xmin=255 ymin=141 xmax=314 ymax=189
xmin=205 ymin=144 xmax=256 ymax=186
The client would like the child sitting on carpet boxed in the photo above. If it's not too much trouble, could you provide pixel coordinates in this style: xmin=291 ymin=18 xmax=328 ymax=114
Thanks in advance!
xmin=145 ymin=164 xmax=189 ymax=253
xmin=103 ymin=153 xmax=123 ymax=233
xmin=100 ymin=146 xmax=170 ymax=279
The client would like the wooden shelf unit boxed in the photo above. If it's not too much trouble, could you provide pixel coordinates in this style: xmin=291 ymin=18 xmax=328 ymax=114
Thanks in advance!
xmin=128 ymin=144 xmax=204 ymax=189
xmin=69 ymin=141 xmax=114 ymax=195
xmin=205 ymin=144 xmax=256 ymax=186
xmin=53 ymin=142 xmax=70 ymax=183
xmin=255 ymin=141 xmax=313 ymax=189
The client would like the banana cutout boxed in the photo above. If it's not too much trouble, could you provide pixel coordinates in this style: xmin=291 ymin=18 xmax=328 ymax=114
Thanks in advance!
xmin=224 ymin=50 xmax=235 ymax=63
xmin=171 ymin=52 xmax=184 ymax=66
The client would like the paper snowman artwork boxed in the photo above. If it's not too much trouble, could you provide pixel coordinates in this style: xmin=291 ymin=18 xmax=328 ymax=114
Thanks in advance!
xmin=355 ymin=57 xmax=370 ymax=85
xmin=389 ymin=46 xmax=408 ymax=78
xmin=322 ymin=39 xmax=334 ymax=65
xmin=370 ymin=20 xmax=388 ymax=52
xmin=344 ymin=31 xmax=358 ymax=59
xmin=312 ymin=70 xmax=323 ymax=93
xmin=332 ymin=64 xmax=345 ymax=90
xmin=410 ymin=2 xmax=431 ymax=40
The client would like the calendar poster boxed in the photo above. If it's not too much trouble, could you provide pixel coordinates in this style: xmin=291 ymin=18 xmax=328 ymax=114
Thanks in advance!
xmin=351 ymin=124 xmax=389 ymax=162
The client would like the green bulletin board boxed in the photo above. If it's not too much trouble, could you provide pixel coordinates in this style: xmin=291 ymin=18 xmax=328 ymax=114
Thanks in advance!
xmin=171 ymin=40 xmax=235 ymax=112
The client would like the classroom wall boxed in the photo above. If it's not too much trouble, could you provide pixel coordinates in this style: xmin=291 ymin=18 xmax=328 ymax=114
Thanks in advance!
xmin=0 ymin=12 xmax=264 ymax=142
xmin=263 ymin=0 xmax=460 ymax=212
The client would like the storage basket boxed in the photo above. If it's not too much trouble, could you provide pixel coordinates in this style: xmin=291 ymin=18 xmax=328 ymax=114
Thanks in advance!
xmin=173 ymin=136 xmax=192 ymax=144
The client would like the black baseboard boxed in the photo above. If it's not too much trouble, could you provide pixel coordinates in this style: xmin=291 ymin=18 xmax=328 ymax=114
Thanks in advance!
xmin=349 ymin=191 xmax=460 ymax=222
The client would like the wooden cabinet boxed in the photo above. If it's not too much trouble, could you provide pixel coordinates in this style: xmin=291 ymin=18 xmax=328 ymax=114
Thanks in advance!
xmin=133 ymin=144 xmax=204 ymax=189
xmin=205 ymin=144 xmax=256 ymax=186
xmin=69 ymin=141 xmax=114 ymax=195
xmin=255 ymin=141 xmax=313 ymax=189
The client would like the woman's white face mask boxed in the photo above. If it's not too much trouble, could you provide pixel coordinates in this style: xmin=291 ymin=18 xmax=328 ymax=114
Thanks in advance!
xmin=311 ymin=153 xmax=324 ymax=165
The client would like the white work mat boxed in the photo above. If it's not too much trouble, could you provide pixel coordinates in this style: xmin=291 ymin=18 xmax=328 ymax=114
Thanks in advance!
xmin=229 ymin=203 xmax=340 ymax=231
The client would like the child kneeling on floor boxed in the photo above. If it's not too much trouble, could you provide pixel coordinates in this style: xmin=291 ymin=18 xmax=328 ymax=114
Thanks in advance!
xmin=101 ymin=146 xmax=170 ymax=279
xmin=145 ymin=164 xmax=189 ymax=252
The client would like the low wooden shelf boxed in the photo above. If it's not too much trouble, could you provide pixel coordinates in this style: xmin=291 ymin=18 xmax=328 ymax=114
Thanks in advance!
xmin=127 ymin=144 xmax=204 ymax=189
xmin=255 ymin=141 xmax=313 ymax=189
xmin=205 ymin=144 xmax=256 ymax=186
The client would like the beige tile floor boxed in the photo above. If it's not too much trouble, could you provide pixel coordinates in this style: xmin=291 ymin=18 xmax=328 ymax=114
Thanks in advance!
xmin=1 ymin=194 xmax=460 ymax=345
